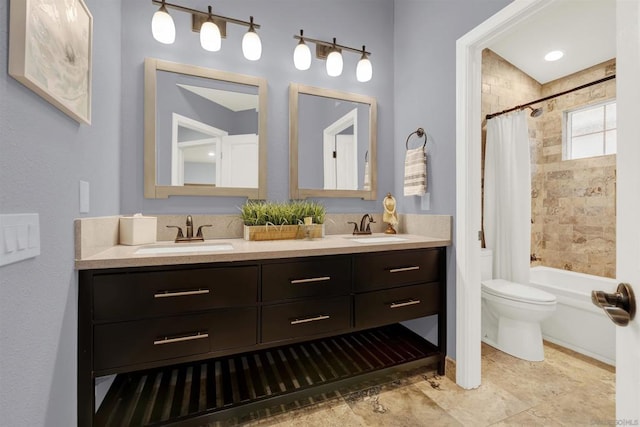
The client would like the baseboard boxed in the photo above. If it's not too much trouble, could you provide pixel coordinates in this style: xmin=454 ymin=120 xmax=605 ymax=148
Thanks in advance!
xmin=445 ymin=356 xmax=456 ymax=382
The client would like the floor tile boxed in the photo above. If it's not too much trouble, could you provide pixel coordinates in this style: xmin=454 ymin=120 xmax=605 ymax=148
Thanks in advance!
xmin=415 ymin=374 xmax=531 ymax=426
xmin=345 ymin=382 xmax=462 ymax=426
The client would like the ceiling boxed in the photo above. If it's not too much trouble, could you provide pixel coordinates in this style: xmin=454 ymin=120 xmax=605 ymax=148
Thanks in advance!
xmin=488 ymin=0 xmax=616 ymax=84
xmin=177 ymin=84 xmax=258 ymax=112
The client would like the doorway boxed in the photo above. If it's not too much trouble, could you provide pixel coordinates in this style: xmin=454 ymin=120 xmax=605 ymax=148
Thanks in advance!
xmin=456 ymin=0 xmax=640 ymax=419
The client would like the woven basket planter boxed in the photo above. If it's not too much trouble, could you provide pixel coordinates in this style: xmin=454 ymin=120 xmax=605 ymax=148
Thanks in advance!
xmin=243 ymin=224 xmax=325 ymax=241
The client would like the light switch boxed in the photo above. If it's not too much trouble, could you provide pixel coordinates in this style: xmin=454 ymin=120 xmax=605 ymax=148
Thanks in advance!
xmin=4 ymin=226 xmax=17 ymax=253
xmin=0 ymin=214 xmax=40 ymax=267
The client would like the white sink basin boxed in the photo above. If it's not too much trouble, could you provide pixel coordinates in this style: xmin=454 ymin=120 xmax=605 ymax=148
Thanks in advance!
xmin=135 ymin=243 xmax=234 ymax=255
xmin=348 ymin=236 xmax=409 ymax=243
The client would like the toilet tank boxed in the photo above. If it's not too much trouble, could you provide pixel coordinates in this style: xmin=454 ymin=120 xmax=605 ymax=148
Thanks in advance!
xmin=481 ymin=248 xmax=493 ymax=281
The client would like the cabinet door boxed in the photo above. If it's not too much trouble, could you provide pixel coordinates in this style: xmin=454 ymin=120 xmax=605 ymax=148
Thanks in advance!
xmin=262 ymin=256 xmax=351 ymax=302
xmin=355 ymin=283 xmax=440 ymax=329
xmin=262 ymin=296 xmax=351 ymax=343
xmin=354 ymin=248 xmax=442 ymax=292
xmin=94 ymin=307 xmax=257 ymax=371
xmin=93 ymin=265 xmax=258 ymax=322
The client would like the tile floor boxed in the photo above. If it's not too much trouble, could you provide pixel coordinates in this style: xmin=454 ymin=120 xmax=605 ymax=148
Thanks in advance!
xmin=229 ymin=342 xmax=615 ymax=426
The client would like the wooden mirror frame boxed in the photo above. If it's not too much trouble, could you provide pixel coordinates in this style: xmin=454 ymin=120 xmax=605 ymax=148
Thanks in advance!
xmin=289 ymin=83 xmax=377 ymax=200
xmin=144 ymin=57 xmax=268 ymax=199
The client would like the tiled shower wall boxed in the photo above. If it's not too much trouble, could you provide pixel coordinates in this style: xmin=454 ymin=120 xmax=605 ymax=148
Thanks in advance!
xmin=481 ymin=50 xmax=616 ymax=278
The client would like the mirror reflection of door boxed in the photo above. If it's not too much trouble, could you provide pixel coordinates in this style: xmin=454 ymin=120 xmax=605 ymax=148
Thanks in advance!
xmin=218 ymin=134 xmax=259 ymax=188
xmin=171 ymin=113 xmax=226 ymax=186
xmin=323 ymin=108 xmax=358 ymax=190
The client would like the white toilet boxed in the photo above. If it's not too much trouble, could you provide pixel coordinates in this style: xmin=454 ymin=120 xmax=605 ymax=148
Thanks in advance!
xmin=481 ymin=249 xmax=557 ymax=361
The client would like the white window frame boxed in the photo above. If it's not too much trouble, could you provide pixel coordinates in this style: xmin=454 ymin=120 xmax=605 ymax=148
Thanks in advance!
xmin=563 ymin=99 xmax=617 ymax=160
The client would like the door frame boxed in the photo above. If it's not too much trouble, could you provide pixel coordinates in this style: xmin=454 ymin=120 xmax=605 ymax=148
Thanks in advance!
xmin=455 ymin=0 xmax=556 ymax=390
xmin=457 ymin=0 xmax=640 ymax=417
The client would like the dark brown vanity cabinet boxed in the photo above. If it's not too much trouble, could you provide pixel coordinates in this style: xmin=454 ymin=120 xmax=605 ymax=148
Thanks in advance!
xmin=78 ymin=247 xmax=446 ymax=426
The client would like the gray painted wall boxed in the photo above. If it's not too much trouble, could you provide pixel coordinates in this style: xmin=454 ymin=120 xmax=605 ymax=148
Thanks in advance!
xmin=0 ymin=1 xmax=122 ymax=425
xmin=121 ymin=0 xmax=395 ymax=213
xmin=0 ymin=0 xmax=514 ymax=424
xmin=393 ymin=0 xmax=512 ymax=358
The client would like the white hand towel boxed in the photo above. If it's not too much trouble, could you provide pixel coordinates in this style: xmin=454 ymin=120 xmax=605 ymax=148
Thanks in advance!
xmin=363 ymin=159 xmax=371 ymax=191
xmin=404 ymin=147 xmax=427 ymax=196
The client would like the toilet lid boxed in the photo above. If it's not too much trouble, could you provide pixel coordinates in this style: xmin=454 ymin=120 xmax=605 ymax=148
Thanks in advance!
xmin=482 ymin=279 xmax=556 ymax=303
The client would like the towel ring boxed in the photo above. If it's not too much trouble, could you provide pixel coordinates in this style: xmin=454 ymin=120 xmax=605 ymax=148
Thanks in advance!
xmin=405 ymin=127 xmax=427 ymax=150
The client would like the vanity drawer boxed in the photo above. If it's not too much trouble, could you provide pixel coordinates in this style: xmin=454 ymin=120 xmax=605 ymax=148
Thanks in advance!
xmin=93 ymin=266 xmax=258 ymax=322
xmin=261 ymin=296 xmax=351 ymax=343
xmin=354 ymin=248 xmax=441 ymax=292
xmin=94 ymin=307 xmax=257 ymax=371
xmin=355 ymin=283 xmax=440 ymax=329
xmin=261 ymin=256 xmax=351 ymax=302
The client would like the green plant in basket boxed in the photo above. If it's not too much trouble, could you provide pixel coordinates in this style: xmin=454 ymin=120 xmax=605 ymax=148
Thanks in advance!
xmin=240 ymin=200 xmax=325 ymax=226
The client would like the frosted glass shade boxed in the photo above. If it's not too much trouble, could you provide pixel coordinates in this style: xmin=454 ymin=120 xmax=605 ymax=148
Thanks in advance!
xmin=326 ymin=50 xmax=343 ymax=77
xmin=151 ymin=8 xmax=175 ymax=44
xmin=356 ymin=57 xmax=373 ymax=82
xmin=200 ymin=20 xmax=221 ymax=52
xmin=293 ymin=42 xmax=312 ymax=70
xmin=242 ymin=30 xmax=262 ymax=61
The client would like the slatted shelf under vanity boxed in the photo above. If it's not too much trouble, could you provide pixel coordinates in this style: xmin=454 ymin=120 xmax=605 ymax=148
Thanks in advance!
xmin=95 ymin=323 xmax=440 ymax=426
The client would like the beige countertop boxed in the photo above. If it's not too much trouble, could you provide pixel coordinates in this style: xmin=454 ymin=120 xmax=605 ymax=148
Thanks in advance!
xmin=75 ymin=233 xmax=450 ymax=270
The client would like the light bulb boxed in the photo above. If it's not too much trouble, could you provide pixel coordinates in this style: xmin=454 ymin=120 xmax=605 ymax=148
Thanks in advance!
xmin=151 ymin=3 xmax=175 ymax=45
xmin=293 ymin=40 xmax=311 ymax=70
xmin=200 ymin=20 xmax=221 ymax=52
xmin=326 ymin=50 xmax=343 ymax=77
xmin=356 ymin=48 xmax=372 ymax=82
xmin=242 ymin=17 xmax=262 ymax=61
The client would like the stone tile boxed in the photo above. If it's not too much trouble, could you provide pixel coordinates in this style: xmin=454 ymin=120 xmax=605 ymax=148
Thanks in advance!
xmin=482 ymin=350 xmax=583 ymax=407
xmin=415 ymin=374 xmax=530 ymax=426
xmin=345 ymin=382 xmax=462 ymax=427
xmin=246 ymin=399 xmax=364 ymax=427
xmin=523 ymin=382 xmax=615 ymax=427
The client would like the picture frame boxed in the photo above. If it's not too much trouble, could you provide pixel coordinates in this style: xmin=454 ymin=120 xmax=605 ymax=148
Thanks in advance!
xmin=9 ymin=0 xmax=93 ymax=125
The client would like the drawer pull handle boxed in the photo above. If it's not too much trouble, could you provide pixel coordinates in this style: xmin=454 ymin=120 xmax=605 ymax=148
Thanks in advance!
xmin=390 ymin=299 xmax=421 ymax=309
xmin=154 ymin=289 xmax=210 ymax=298
xmin=389 ymin=266 xmax=420 ymax=273
xmin=153 ymin=332 xmax=209 ymax=345
xmin=290 ymin=276 xmax=331 ymax=284
xmin=290 ymin=315 xmax=330 ymax=325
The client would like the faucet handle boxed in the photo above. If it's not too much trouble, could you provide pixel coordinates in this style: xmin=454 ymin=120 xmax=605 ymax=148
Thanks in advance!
xmin=166 ymin=225 xmax=184 ymax=239
xmin=365 ymin=216 xmax=376 ymax=232
xmin=347 ymin=221 xmax=359 ymax=235
xmin=196 ymin=225 xmax=212 ymax=238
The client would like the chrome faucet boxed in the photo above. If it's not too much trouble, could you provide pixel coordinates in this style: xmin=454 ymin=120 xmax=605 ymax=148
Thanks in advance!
xmin=348 ymin=214 xmax=376 ymax=235
xmin=167 ymin=215 xmax=212 ymax=243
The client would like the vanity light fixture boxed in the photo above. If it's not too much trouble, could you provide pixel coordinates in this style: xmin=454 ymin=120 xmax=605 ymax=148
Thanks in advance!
xmin=293 ymin=31 xmax=372 ymax=81
xmin=325 ymin=38 xmax=343 ymax=77
xmin=151 ymin=0 xmax=176 ymax=44
xmin=356 ymin=46 xmax=372 ymax=82
xmin=150 ymin=0 xmax=261 ymax=61
xmin=293 ymin=30 xmax=312 ymax=71
xmin=200 ymin=6 xmax=221 ymax=52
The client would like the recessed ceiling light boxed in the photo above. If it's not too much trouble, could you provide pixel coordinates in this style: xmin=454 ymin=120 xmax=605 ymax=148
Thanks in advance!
xmin=544 ymin=50 xmax=564 ymax=61
xmin=208 ymin=151 xmax=215 ymax=157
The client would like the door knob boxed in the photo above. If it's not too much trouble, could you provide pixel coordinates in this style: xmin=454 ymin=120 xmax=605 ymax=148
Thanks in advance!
xmin=591 ymin=283 xmax=636 ymax=326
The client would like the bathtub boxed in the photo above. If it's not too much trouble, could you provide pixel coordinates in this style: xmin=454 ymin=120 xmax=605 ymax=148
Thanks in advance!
xmin=529 ymin=266 xmax=617 ymax=366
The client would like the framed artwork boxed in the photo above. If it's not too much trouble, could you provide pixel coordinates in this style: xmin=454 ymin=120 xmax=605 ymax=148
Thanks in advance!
xmin=9 ymin=0 xmax=93 ymax=125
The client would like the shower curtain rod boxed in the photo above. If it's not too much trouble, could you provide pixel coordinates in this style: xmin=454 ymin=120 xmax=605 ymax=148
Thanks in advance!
xmin=485 ymin=74 xmax=616 ymax=120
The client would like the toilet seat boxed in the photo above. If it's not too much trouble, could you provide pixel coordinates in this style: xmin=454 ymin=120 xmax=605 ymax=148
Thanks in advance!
xmin=482 ymin=279 xmax=556 ymax=305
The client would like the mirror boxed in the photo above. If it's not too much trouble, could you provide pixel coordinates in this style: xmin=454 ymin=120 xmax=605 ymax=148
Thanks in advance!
xmin=144 ymin=58 xmax=267 ymax=198
xmin=289 ymin=83 xmax=377 ymax=200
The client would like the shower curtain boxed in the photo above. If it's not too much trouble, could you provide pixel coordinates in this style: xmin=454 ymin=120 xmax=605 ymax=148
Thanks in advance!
xmin=484 ymin=110 xmax=531 ymax=284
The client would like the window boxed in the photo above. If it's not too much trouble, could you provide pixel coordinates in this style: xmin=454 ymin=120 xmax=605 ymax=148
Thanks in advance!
xmin=564 ymin=100 xmax=616 ymax=160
